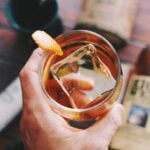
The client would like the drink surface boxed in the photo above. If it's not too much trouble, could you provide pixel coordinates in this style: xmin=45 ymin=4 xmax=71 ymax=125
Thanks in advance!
xmin=40 ymin=30 xmax=122 ymax=121
xmin=44 ymin=44 xmax=116 ymax=109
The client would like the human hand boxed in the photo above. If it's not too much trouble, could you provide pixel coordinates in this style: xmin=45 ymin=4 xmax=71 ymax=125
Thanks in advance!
xmin=19 ymin=48 xmax=124 ymax=150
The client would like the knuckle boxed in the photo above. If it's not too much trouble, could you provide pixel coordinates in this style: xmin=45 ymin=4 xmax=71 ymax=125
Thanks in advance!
xmin=19 ymin=65 xmax=30 ymax=81
xmin=109 ymin=113 xmax=122 ymax=128
xmin=19 ymin=67 xmax=27 ymax=78
xmin=32 ymin=48 xmax=43 ymax=57
xmin=109 ymin=104 xmax=124 ymax=128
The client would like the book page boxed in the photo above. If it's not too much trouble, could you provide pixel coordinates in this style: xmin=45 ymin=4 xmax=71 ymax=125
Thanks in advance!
xmin=110 ymin=75 xmax=150 ymax=150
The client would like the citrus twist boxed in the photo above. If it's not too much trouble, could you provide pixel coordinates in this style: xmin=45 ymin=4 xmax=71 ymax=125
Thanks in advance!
xmin=32 ymin=30 xmax=63 ymax=56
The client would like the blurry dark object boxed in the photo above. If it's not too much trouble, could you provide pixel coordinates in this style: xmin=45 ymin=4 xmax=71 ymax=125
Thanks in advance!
xmin=0 ymin=114 xmax=24 ymax=150
xmin=5 ymin=140 xmax=24 ymax=150
xmin=6 ymin=0 xmax=63 ymax=36
xmin=74 ymin=0 xmax=137 ymax=51
xmin=75 ymin=24 xmax=126 ymax=50
xmin=69 ymin=120 xmax=96 ymax=129
xmin=136 ymin=45 xmax=150 ymax=75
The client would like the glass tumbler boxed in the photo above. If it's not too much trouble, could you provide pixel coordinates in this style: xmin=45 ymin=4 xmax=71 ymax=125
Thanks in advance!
xmin=40 ymin=30 xmax=122 ymax=126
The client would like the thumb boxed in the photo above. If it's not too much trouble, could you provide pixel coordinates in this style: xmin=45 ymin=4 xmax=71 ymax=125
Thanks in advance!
xmin=87 ymin=103 xmax=124 ymax=145
xmin=20 ymin=48 xmax=49 ymax=109
xmin=20 ymin=48 xmax=69 ymax=129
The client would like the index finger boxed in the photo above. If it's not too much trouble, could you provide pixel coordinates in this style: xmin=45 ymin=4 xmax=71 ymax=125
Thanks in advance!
xmin=62 ymin=73 xmax=94 ymax=91
xmin=19 ymin=48 xmax=52 ymax=113
xmin=20 ymin=48 xmax=44 ymax=101
xmin=20 ymin=48 xmax=71 ymax=129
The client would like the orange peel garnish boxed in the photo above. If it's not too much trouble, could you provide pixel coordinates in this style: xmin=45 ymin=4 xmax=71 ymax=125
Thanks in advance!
xmin=32 ymin=30 xmax=63 ymax=56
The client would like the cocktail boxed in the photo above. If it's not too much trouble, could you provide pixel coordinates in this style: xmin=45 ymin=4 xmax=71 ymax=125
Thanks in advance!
xmin=34 ymin=30 xmax=122 ymax=124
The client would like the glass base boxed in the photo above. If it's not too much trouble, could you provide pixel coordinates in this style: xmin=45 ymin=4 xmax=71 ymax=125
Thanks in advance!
xmin=68 ymin=119 xmax=96 ymax=129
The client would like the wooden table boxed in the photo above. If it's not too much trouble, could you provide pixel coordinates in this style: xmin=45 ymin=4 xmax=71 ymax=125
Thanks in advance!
xmin=0 ymin=0 xmax=150 ymax=149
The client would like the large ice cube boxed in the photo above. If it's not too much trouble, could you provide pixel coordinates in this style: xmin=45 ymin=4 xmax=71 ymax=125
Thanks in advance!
xmin=50 ymin=44 xmax=116 ymax=108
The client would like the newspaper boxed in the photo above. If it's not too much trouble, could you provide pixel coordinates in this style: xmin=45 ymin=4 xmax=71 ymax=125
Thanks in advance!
xmin=110 ymin=75 xmax=150 ymax=150
xmin=0 ymin=78 xmax=22 ymax=131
